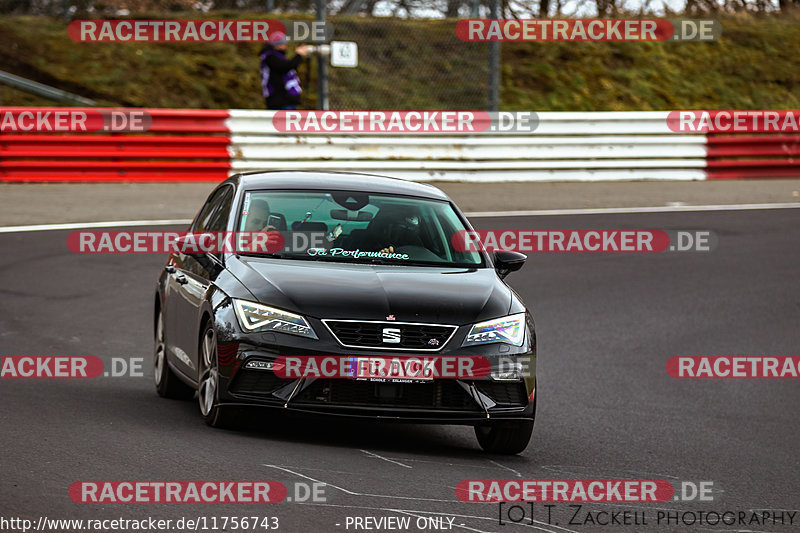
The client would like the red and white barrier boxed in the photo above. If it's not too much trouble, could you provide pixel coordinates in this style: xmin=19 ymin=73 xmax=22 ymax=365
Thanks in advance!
xmin=2 ymin=108 xmax=799 ymax=182
xmin=706 ymin=134 xmax=800 ymax=179
xmin=0 ymin=108 xmax=231 ymax=182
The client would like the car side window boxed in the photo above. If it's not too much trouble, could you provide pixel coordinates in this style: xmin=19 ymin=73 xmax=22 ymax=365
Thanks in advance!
xmin=194 ymin=186 xmax=234 ymax=232
xmin=205 ymin=187 xmax=234 ymax=232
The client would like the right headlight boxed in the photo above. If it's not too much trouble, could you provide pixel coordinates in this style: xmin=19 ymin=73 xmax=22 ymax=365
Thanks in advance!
xmin=462 ymin=313 xmax=526 ymax=347
xmin=233 ymin=299 xmax=318 ymax=340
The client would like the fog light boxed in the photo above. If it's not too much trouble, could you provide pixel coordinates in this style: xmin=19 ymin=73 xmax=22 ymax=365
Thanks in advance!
xmin=490 ymin=361 xmax=524 ymax=381
xmin=245 ymin=360 xmax=275 ymax=370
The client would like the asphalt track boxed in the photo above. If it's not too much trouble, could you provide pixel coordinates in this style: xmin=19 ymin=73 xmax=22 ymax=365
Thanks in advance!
xmin=1 ymin=208 xmax=799 ymax=533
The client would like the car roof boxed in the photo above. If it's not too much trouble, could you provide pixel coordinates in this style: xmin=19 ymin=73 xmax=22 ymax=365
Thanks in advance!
xmin=230 ymin=171 xmax=451 ymax=201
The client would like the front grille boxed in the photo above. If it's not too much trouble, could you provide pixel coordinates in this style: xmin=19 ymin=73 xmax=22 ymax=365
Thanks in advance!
xmin=322 ymin=320 xmax=457 ymax=351
xmin=296 ymin=379 xmax=478 ymax=410
xmin=474 ymin=381 xmax=528 ymax=406
xmin=229 ymin=369 xmax=292 ymax=396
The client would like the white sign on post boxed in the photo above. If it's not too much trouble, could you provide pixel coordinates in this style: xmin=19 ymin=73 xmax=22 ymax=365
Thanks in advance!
xmin=330 ymin=41 xmax=358 ymax=68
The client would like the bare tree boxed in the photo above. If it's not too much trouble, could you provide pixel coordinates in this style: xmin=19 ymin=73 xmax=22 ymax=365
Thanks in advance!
xmin=595 ymin=0 xmax=616 ymax=15
xmin=539 ymin=0 xmax=550 ymax=16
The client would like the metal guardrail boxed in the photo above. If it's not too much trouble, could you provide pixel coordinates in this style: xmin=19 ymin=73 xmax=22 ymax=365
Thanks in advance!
xmin=0 ymin=71 xmax=97 ymax=106
xmin=227 ymin=110 xmax=709 ymax=182
xmin=706 ymin=135 xmax=800 ymax=179
xmin=2 ymin=108 xmax=799 ymax=182
xmin=0 ymin=108 xmax=230 ymax=182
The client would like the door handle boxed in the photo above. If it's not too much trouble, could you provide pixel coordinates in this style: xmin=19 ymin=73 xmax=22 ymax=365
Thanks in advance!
xmin=175 ymin=274 xmax=188 ymax=285
xmin=164 ymin=265 xmax=176 ymax=273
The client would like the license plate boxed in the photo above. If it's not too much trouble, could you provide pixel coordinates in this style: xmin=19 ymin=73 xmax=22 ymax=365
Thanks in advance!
xmin=347 ymin=356 xmax=434 ymax=381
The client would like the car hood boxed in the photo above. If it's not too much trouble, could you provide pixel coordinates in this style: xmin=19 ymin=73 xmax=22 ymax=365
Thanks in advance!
xmin=228 ymin=257 xmax=511 ymax=325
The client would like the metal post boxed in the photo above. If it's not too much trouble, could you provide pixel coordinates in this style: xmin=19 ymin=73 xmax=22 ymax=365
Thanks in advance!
xmin=488 ymin=0 xmax=500 ymax=111
xmin=266 ymin=0 xmax=274 ymax=12
xmin=470 ymin=0 xmax=480 ymax=17
xmin=316 ymin=0 xmax=329 ymax=110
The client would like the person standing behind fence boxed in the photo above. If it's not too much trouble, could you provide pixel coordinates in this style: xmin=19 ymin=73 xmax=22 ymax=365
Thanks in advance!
xmin=259 ymin=32 xmax=309 ymax=110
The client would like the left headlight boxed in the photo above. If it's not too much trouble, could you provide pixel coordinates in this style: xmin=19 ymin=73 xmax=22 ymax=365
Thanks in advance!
xmin=462 ymin=313 xmax=526 ymax=347
xmin=233 ymin=299 xmax=318 ymax=340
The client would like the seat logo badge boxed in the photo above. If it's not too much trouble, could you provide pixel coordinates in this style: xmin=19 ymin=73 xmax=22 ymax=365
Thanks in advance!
xmin=428 ymin=338 xmax=440 ymax=346
xmin=382 ymin=328 xmax=401 ymax=344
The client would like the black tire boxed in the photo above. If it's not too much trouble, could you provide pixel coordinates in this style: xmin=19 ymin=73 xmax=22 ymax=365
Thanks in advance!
xmin=197 ymin=322 xmax=239 ymax=429
xmin=475 ymin=419 xmax=534 ymax=454
xmin=154 ymin=308 xmax=194 ymax=400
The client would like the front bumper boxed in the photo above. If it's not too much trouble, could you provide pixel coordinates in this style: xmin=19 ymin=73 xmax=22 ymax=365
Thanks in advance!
xmin=212 ymin=303 xmax=536 ymax=425
xmin=224 ymin=371 xmax=535 ymax=424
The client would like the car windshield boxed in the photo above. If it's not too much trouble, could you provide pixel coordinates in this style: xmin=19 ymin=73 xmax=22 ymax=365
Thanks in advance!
xmin=237 ymin=190 xmax=483 ymax=267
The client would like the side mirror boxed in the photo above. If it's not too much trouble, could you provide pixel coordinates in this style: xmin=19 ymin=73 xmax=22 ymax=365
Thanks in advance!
xmin=174 ymin=233 xmax=207 ymax=258
xmin=494 ymin=250 xmax=526 ymax=279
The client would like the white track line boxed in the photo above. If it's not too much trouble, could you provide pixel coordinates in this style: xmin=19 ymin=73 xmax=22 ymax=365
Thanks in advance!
xmin=0 ymin=219 xmax=191 ymax=233
xmin=262 ymin=464 xmax=453 ymax=502
xmin=0 ymin=202 xmax=799 ymax=234
xmin=465 ymin=202 xmax=800 ymax=217
xmin=488 ymin=459 xmax=523 ymax=478
xmin=361 ymin=450 xmax=413 ymax=469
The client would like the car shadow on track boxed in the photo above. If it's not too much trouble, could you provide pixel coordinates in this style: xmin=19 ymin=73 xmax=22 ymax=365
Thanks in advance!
xmin=122 ymin=384 xmax=509 ymax=459
xmin=236 ymin=406 xmax=488 ymax=456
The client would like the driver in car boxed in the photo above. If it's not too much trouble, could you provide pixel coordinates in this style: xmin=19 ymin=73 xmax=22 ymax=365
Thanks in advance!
xmin=370 ymin=208 xmax=423 ymax=254
xmin=244 ymin=200 xmax=276 ymax=232
xmin=243 ymin=199 xmax=282 ymax=254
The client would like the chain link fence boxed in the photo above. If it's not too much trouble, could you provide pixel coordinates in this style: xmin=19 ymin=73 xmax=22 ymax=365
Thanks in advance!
xmin=326 ymin=17 xmax=488 ymax=110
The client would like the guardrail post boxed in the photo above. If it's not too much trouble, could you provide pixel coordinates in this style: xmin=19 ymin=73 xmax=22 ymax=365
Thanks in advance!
xmin=488 ymin=0 xmax=500 ymax=112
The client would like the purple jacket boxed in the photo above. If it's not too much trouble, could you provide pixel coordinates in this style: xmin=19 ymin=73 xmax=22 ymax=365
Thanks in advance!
xmin=260 ymin=48 xmax=302 ymax=109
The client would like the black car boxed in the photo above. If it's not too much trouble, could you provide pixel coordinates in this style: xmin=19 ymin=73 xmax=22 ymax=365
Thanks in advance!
xmin=153 ymin=171 xmax=536 ymax=454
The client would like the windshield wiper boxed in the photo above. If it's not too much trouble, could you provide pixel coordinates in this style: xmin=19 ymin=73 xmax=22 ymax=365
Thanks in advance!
xmin=237 ymin=251 xmax=283 ymax=258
